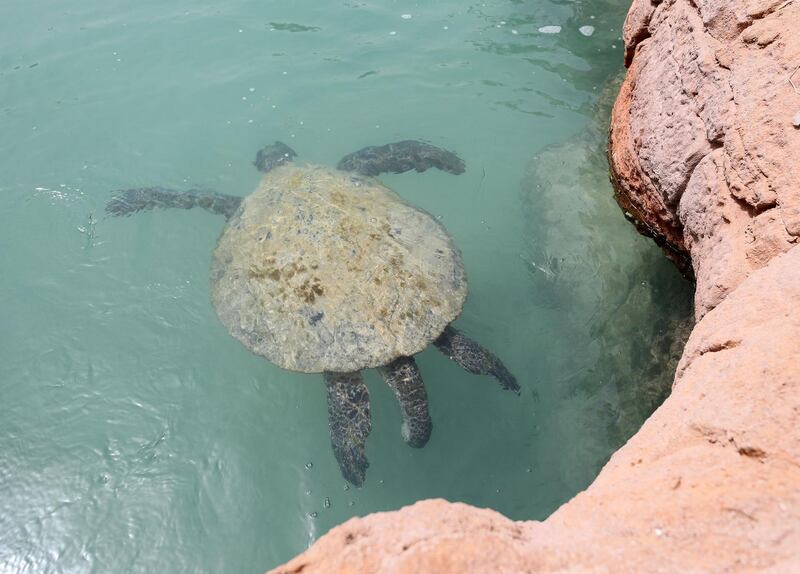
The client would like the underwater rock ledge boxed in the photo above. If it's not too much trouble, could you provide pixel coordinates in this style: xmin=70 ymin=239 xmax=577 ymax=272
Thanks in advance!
xmin=270 ymin=1 xmax=800 ymax=572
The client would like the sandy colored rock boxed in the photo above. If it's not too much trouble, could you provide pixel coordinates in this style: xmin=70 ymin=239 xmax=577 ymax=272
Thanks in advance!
xmin=270 ymin=1 xmax=800 ymax=571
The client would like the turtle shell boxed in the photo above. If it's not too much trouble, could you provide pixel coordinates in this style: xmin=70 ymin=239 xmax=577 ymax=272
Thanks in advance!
xmin=210 ymin=163 xmax=467 ymax=373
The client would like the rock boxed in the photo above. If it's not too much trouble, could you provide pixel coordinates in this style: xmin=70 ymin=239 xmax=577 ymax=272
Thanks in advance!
xmin=607 ymin=53 xmax=693 ymax=277
xmin=610 ymin=0 xmax=800 ymax=318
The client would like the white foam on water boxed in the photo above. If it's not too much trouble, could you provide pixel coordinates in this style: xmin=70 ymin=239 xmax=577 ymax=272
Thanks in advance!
xmin=538 ymin=25 xmax=561 ymax=34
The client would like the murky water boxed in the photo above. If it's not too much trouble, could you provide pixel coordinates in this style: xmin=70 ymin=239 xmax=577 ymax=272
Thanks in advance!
xmin=0 ymin=1 xmax=693 ymax=572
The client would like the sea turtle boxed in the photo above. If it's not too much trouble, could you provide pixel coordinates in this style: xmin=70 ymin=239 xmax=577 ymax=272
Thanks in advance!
xmin=106 ymin=139 xmax=519 ymax=486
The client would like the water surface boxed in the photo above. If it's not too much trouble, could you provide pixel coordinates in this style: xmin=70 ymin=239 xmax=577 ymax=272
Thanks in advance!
xmin=0 ymin=1 xmax=692 ymax=572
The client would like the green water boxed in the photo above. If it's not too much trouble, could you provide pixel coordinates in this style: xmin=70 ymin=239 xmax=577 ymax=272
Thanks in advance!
xmin=0 ymin=1 xmax=693 ymax=572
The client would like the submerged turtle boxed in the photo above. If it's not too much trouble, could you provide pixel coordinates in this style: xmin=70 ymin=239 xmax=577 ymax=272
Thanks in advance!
xmin=106 ymin=139 xmax=518 ymax=485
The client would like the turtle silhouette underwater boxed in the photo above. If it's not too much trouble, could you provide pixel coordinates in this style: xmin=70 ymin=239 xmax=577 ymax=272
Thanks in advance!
xmin=106 ymin=139 xmax=519 ymax=486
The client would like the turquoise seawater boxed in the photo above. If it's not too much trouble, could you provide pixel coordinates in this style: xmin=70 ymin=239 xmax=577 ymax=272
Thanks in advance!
xmin=0 ymin=1 xmax=693 ymax=572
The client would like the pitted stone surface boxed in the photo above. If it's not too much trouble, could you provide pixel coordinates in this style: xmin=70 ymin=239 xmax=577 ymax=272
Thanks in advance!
xmin=211 ymin=163 xmax=467 ymax=373
xmin=610 ymin=0 xmax=800 ymax=317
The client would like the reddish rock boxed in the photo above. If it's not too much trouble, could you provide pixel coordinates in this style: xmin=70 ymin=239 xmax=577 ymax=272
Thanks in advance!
xmin=610 ymin=0 xmax=800 ymax=317
xmin=271 ymin=1 xmax=800 ymax=572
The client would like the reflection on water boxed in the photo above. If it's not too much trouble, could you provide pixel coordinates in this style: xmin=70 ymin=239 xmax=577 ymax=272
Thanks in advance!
xmin=0 ymin=0 xmax=692 ymax=572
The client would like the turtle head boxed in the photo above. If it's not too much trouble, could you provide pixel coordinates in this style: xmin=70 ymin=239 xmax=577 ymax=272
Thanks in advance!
xmin=254 ymin=141 xmax=297 ymax=174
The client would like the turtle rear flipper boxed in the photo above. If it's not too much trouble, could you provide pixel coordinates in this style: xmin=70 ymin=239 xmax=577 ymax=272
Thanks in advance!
xmin=337 ymin=140 xmax=465 ymax=177
xmin=324 ymin=371 xmax=372 ymax=486
xmin=105 ymin=187 xmax=242 ymax=220
xmin=434 ymin=326 xmax=520 ymax=394
xmin=380 ymin=356 xmax=432 ymax=448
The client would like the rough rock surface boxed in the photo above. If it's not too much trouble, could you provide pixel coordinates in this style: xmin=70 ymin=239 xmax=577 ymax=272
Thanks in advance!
xmin=270 ymin=1 xmax=800 ymax=571
xmin=610 ymin=0 xmax=800 ymax=317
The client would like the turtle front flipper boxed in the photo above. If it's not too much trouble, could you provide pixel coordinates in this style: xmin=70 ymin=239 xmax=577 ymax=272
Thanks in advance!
xmin=380 ymin=356 xmax=432 ymax=448
xmin=434 ymin=326 xmax=520 ymax=394
xmin=337 ymin=140 xmax=465 ymax=177
xmin=324 ymin=371 xmax=372 ymax=486
xmin=105 ymin=187 xmax=242 ymax=220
